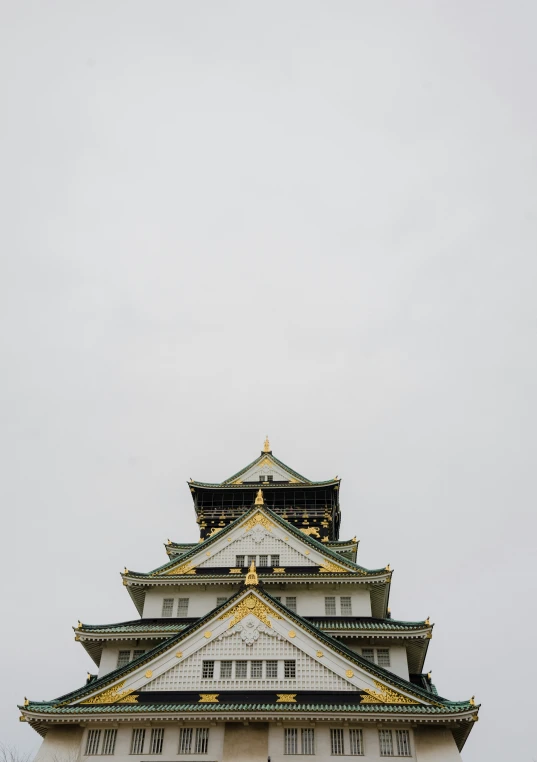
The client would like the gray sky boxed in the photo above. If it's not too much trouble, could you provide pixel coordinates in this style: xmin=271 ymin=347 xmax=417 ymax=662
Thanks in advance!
xmin=1 ymin=2 xmax=536 ymax=759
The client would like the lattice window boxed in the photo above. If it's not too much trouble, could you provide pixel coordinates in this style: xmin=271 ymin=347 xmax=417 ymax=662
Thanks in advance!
xmin=271 ymin=554 xmax=280 ymax=566
xmin=379 ymin=729 xmax=394 ymax=756
xmin=178 ymin=728 xmax=192 ymax=754
xmin=340 ymin=596 xmax=352 ymax=615
xmin=197 ymin=535 xmax=316 ymax=568
xmin=202 ymin=660 xmax=214 ymax=678
xmin=132 ymin=649 xmax=145 ymax=661
xmin=302 ymin=728 xmax=315 ymax=755
xmin=285 ymin=596 xmax=297 ymax=613
xmin=220 ymin=660 xmax=232 ymax=679
xmin=101 ymin=729 xmax=117 ymax=756
xmin=130 ymin=729 xmax=145 ymax=755
xmin=349 ymin=729 xmax=364 ymax=755
xmin=251 ymin=660 xmax=263 ymax=678
xmin=235 ymin=660 xmax=247 ymax=678
xmin=362 ymin=648 xmax=375 ymax=663
xmin=284 ymin=660 xmax=296 ymax=678
xmin=161 ymin=598 xmax=174 ymax=617
xmin=331 ymin=728 xmax=344 ymax=755
xmin=85 ymin=730 xmax=101 ymax=755
xmin=247 ymin=555 xmax=256 ymax=566
xmin=236 ymin=555 xmax=245 ymax=567
xmin=273 ymin=596 xmax=282 ymax=602
xmin=267 ymin=475 xmax=273 ymax=482
xmin=259 ymin=475 xmax=265 ymax=482
xmin=325 ymin=596 xmax=336 ymax=615
xmin=266 ymin=660 xmax=278 ymax=678
xmin=195 ymin=728 xmax=209 ymax=754
xmin=377 ymin=648 xmax=390 ymax=667
xmin=216 ymin=597 xmax=228 ymax=606
xmin=284 ymin=728 xmax=298 ymax=755
xmin=177 ymin=598 xmax=189 ymax=616
xmin=259 ymin=555 xmax=269 ymax=566
xmin=395 ymin=730 xmax=411 ymax=757
xmin=117 ymin=650 xmax=131 ymax=668
xmin=149 ymin=728 xmax=164 ymax=755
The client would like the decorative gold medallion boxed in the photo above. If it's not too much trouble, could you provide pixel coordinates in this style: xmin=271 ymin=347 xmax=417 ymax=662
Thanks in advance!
xmin=175 ymin=651 xmax=183 ymax=659
xmin=276 ymin=694 xmax=297 ymax=703
xmin=305 ymin=550 xmax=310 ymax=555
xmin=199 ymin=694 xmax=219 ymax=703
xmin=204 ymin=631 xmax=212 ymax=638
xmin=288 ymin=630 xmax=296 ymax=638
xmin=345 ymin=670 xmax=354 ymax=678
xmin=316 ymin=651 xmax=324 ymax=658
xmin=145 ymin=670 xmax=153 ymax=678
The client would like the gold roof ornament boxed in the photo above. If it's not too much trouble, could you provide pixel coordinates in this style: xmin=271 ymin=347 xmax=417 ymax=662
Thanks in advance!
xmin=425 ymin=616 xmax=430 ymax=625
xmin=263 ymin=435 xmax=271 ymax=452
xmin=245 ymin=560 xmax=258 ymax=586
xmin=470 ymin=695 xmax=476 ymax=706
xmin=255 ymin=488 xmax=264 ymax=505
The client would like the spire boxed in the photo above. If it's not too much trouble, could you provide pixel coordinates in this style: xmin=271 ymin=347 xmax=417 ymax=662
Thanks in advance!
xmin=245 ymin=559 xmax=258 ymax=586
xmin=255 ymin=488 xmax=264 ymax=505
xmin=263 ymin=435 xmax=271 ymax=453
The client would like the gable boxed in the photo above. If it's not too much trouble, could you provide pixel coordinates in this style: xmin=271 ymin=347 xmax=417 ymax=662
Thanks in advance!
xmin=229 ymin=455 xmax=303 ymax=484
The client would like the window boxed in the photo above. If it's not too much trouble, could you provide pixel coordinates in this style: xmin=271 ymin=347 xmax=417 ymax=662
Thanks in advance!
xmin=259 ymin=475 xmax=265 ymax=482
xmin=395 ymin=730 xmax=411 ymax=757
xmin=273 ymin=596 xmax=282 ymax=602
xmin=101 ymin=729 xmax=117 ymax=756
xmin=377 ymin=649 xmax=391 ymax=667
xmin=285 ymin=596 xmax=297 ymax=613
xmin=379 ymin=729 xmax=394 ymax=756
xmin=85 ymin=730 xmax=101 ymax=755
xmin=236 ymin=555 xmax=245 ymax=567
xmin=362 ymin=648 xmax=375 ymax=663
xmin=220 ymin=660 xmax=232 ymax=679
xmin=267 ymin=475 xmax=274 ymax=482
xmin=330 ymin=728 xmax=344 ymax=755
xmin=251 ymin=660 xmax=263 ymax=678
xmin=302 ymin=728 xmax=315 ymax=754
xmin=258 ymin=555 xmax=269 ymax=567
xmin=117 ymin=650 xmax=131 ymax=668
xmin=284 ymin=660 xmax=296 ymax=679
xmin=349 ymin=729 xmax=364 ymax=755
xmin=177 ymin=598 xmax=189 ymax=616
xmin=202 ymin=660 xmax=214 ymax=679
xmin=162 ymin=598 xmax=174 ymax=617
xmin=132 ymin=649 xmax=145 ymax=661
xmin=179 ymin=728 xmax=192 ymax=754
xmin=149 ymin=728 xmax=164 ymax=755
xmin=266 ymin=660 xmax=278 ymax=678
xmin=235 ymin=660 xmax=247 ymax=678
xmin=271 ymin=554 xmax=280 ymax=566
xmin=130 ymin=728 xmax=145 ymax=755
xmin=340 ymin=596 xmax=352 ymax=615
xmin=216 ymin=596 xmax=228 ymax=606
xmin=247 ymin=555 xmax=256 ymax=566
xmin=325 ymin=596 xmax=337 ymax=615
xmin=284 ymin=728 xmax=298 ymax=755
xmin=195 ymin=728 xmax=209 ymax=754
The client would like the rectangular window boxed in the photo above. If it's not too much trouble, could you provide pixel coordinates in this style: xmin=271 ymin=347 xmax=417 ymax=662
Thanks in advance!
xmin=132 ymin=649 xmax=145 ymax=661
xmin=267 ymin=475 xmax=274 ymax=482
xmin=130 ymin=728 xmax=145 ymax=755
xmin=247 ymin=555 xmax=257 ymax=566
xmin=195 ymin=728 xmax=209 ymax=754
xmin=177 ymin=598 xmax=189 ymax=616
xmin=330 ymin=728 xmax=344 ymax=755
xmin=377 ymin=649 xmax=391 ymax=667
xmin=220 ymin=660 xmax=232 ymax=679
xmin=149 ymin=728 xmax=164 ymax=755
xmin=285 ymin=596 xmax=297 ymax=613
xmin=302 ymin=728 xmax=315 ymax=755
xmin=235 ymin=555 xmax=245 ymax=567
xmin=251 ymin=660 xmax=263 ymax=678
xmin=202 ymin=660 xmax=214 ymax=679
xmin=395 ymin=730 xmax=411 ymax=757
xmin=258 ymin=555 xmax=269 ymax=567
xmin=102 ymin=729 xmax=117 ymax=756
xmin=284 ymin=660 xmax=296 ymax=679
xmin=259 ymin=475 xmax=265 ymax=482
xmin=216 ymin=596 xmax=228 ymax=606
xmin=85 ymin=729 xmax=101 ymax=756
xmin=340 ymin=596 xmax=352 ymax=615
xmin=362 ymin=648 xmax=375 ymax=663
xmin=284 ymin=728 xmax=298 ymax=755
xmin=325 ymin=596 xmax=337 ymax=615
xmin=161 ymin=598 xmax=174 ymax=617
xmin=349 ymin=728 xmax=364 ymax=755
xmin=235 ymin=660 xmax=247 ymax=679
xmin=271 ymin=554 xmax=280 ymax=567
xmin=178 ymin=728 xmax=192 ymax=755
xmin=266 ymin=660 xmax=278 ymax=678
xmin=273 ymin=596 xmax=281 ymax=602
xmin=379 ymin=729 xmax=394 ymax=756
xmin=117 ymin=650 xmax=131 ymax=668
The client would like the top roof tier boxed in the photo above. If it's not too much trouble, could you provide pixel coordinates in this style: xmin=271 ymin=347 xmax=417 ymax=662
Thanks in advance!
xmin=189 ymin=438 xmax=342 ymax=541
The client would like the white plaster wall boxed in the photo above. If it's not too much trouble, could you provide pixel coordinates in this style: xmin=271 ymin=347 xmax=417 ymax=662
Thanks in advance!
xmin=34 ymin=726 xmax=83 ymax=762
xmin=142 ymin=586 xmax=238 ymax=618
xmin=414 ymin=727 xmax=462 ymax=760
xmin=197 ymin=533 xmax=318 ymax=568
xmin=98 ymin=640 xmax=159 ymax=678
xmin=343 ymin=641 xmax=409 ymax=680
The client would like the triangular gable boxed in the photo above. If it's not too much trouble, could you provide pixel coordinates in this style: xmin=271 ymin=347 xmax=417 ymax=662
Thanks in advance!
xmin=69 ymin=589 xmax=433 ymax=708
xmin=222 ymin=453 xmax=311 ymax=485
xmin=153 ymin=506 xmax=363 ymax=576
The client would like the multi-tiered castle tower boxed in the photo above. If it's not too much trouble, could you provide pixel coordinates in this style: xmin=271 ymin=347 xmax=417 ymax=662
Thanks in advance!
xmin=21 ymin=440 xmax=479 ymax=760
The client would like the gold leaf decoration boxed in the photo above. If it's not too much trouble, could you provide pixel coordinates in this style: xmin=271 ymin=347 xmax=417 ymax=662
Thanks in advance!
xmin=360 ymin=680 xmax=419 ymax=705
xmin=199 ymin=694 xmax=219 ymax=703
xmin=164 ymin=561 xmax=196 ymax=576
xmin=219 ymin=593 xmax=282 ymax=629
xmin=81 ymin=680 xmax=138 ymax=705
xmin=243 ymin=512 xmax=274 ymax=533
xmin=300 ymin=527 xmax=320 ymax=538
xmin=276 ymin=694 xmax=297 ymax=703
xmin=319 ymin=561 xmax=346 ymax=573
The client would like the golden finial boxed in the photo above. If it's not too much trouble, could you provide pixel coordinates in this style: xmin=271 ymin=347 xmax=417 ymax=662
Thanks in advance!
xmin=255 ymin=488 xmax=264 ymax=505
xmin=245 ymin=559 xmax=258 ymax=586
xmin=385 ymin=564 xmax=391 ymax=571
xmin=470 ymin=695 xmax=475 ymax=706
xmin=427 ymin=671 xmax=432 ymax=680
xmin=167 ymin=539 xmax=171 ymax=545
xmin=425 ymin=616 xmax=430 ymax=625
xmin=123 ymin=567 xmax=128 ymax=574
xmin=263 ymin=435 xmax=271 ymax=453
xmin=352 ymin=536 xmax=357 ymax=543
xmin=24 ymin=697 xmax=29 ymax=706
xmin=77 ymin=620 xmax=82 ymax=629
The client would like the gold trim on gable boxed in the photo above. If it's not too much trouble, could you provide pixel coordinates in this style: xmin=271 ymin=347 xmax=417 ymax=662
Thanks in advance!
xmin=164 ymin=561 xmax=196 ymax=576
xmin=243 ymin=512 xmax=274 ymax=533
xmin=80 ymin=681 xmax=138 ymax=705
xmin=219 ymin=593 xmax=282 ymax=629
xmin=360 ymin=680 xmax=419 ymax=705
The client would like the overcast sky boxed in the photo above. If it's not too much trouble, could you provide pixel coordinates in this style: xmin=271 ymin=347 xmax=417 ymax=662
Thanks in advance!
xmin=1 ymin=2 xmax=536 ymax=760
